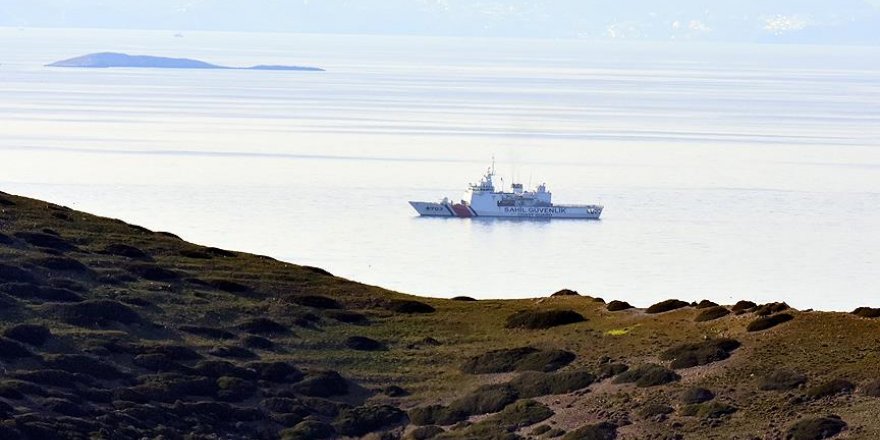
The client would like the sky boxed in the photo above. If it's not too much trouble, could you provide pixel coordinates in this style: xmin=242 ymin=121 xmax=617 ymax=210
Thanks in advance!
xmin=2 ymin=0 xmax=880 ymax=44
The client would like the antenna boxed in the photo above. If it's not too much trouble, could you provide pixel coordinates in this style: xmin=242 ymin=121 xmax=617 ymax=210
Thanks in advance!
xmin=491 ymin=155 xmax=496 ymax=176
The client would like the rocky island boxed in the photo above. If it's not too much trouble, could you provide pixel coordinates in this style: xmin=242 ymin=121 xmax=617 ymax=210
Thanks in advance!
xmin=0 ymin=190 xmax=878 ymax=439
xmin=47 ymin=52 xmax=325 ymax=71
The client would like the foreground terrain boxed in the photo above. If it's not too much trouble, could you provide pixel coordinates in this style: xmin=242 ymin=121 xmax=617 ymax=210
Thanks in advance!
xmin=0 ymin=191 xmax=879 ymax=439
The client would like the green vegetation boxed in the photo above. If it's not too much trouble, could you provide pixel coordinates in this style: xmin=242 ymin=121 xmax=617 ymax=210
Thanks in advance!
xmin=645 ymin=299 xmax=690 ymax=314
xmin=0 ymin=191 xmax=878 ymax=438
xmin=747 ymin=313 xmax=794 ymax=331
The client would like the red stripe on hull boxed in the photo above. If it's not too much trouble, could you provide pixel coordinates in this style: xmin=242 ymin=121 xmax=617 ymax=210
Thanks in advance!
xmin=451 ymin=204 xmax=473 ymax=218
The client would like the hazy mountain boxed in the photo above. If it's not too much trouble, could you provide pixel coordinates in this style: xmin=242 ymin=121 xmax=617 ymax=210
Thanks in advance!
xmin=2 ymin=0 xmax=879 ymax=44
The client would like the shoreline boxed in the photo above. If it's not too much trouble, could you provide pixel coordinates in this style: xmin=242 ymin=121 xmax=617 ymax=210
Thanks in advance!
xmin=1 ymin=189 xmax=878 ymax=439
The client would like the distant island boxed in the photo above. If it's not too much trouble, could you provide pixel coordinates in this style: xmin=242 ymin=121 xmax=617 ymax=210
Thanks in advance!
xmin=47 ymin=52 xmax=324 ymax=71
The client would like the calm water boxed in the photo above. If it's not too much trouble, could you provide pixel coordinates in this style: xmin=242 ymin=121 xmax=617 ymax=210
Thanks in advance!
xmin=2 ymin=28 xmax=879 ymax=310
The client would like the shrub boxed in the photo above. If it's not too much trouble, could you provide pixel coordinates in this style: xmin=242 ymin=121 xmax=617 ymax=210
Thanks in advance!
xmin=281 ymin=421 xmax=335 ymax=440
xmin=639 ymin=404 xmax=674 ymax=418
xmin=383 ymin=385 xmax=409 ymax=397
xmin=614 ymin=364 xmax=680 ymax=387
xmin=333 ymin=405 xmax=406 ymax=436
xmin=179 ymin=325 xmax=236 ymax=340
xmin=0 ymin=264 xmax=36 ymax=283
xmin=409 ymin=405 xmax=464 ymax=426
xmin=747 ymin=313 xmax=794 ymax=332
xmin=102 ymin=243 xmax=151 ymax=260
xmin=325 ymin=310 xmax=369 ymax=324
xmin=685 ymin=402 xmax=737 ymax=419
xmin=551 ymin=289 xmax=580 ymax=297
xmin=852 ymin=307 xmax=880 ymax=318
xmin=33 ymin=257 xmax=90 ymax=272
xmin=695 ymin=306 xmax=731 ymax=322
xmin=461 ymin=347 xmax=575 ymax=374
xmin=695 ymin=300 xmax=719 ymax=309
xmin=505 ymin=310 xmax=585 ymax=329
xmin=0 ymin=337 xmax=34 ymax=359
xmin=11 ymin=369 xmax=82 ymax=387
xmin=291 ymin=295 xmax=342 ymax=309
xmin=388 ymin=299 xmax=435 ymax=314
xmin=646 ymin=299 xmax=690 ymax=314
xmin=192 ymin=360 xmax=256 ymax=380
xmin=248 ymin=361 xmax=303 ymax=383
xmin=786 ymin=416 xmax=846 ymax=440
xmin=660 ymin=338 xmax=741 ymax=369
xmin=448 ymin=384 xmax=518 ymax=416
xmin=754 ymin=302 xmax=790 ymax=316
xmin=731 ymin=300 xmax=757 ymax=312
xmin=216 ymin=376 xmax=258 ymax=402
xmin=292 ymin=370 xmax=348 ymax=397
xmin=242 ymin=335 xmax=275 ymax=350
xmin=606 ymin=301 xmax=634 ymax=312
xmin=208 ymin=346 xmax=257 ymax=359
xmin=14 ymin=232 xmax=76 ymax=251
xmin=345 ymin=336 xmax=386 ymax=351
xmin=806 ymin=379 xmax=855 ymax=399
xmin=451 ymin=296 xmax=477 ymax=301
xmin=133 ymin=353 xmax=186 ymax=372
xmin=139 ymin=344 xmax=201 ymax=361
xmin=510 ymin=370 xmax=595 ymax=398
xmin=126 ymin=263 xmax=180 ymax=281
xmin=45 ymin=354 xmax=128 ymax=380
xmin=206 ymin=279 xmax=250 ymax=293
xmin=237 ymin=318 xmax=289 ymax=335
xmin=862 ymin=379 xmax=880 ymax=397
xmin=3 ymin=324 xmax=51 ymax=346
xmin=681 ymin=387 xmax=715 ymax=404
xmin=598 ymin=363 xmax=629 ymax=379
xmin=52 ymin=300 xmax=143 ymax=326
xmin=490 ymin=400 xmax=554 ymax=430
xmin=562 ymin=422 xmax=617 ymax=440
xmin=408 ymin=425 xmax=445 ymax=440
xmin=760 ymin=370 xmax=807 ymax=391
xmin=179 ymin=248 xmax=212 ymax=259
xmin=515 ymin=349 xmax=576 ymax=372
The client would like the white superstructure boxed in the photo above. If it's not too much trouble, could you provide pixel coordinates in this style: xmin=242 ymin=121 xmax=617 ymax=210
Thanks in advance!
xmin=409 ymin=164 xmax=603 ymax=219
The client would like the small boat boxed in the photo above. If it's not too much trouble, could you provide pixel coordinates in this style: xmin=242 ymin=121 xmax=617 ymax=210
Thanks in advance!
xmin=409 ymin=163 xmax=602 ymax=219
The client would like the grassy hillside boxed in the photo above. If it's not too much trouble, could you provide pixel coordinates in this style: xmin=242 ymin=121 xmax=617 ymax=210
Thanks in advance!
xmin=0 ymin=190 xmax=878 ymax=439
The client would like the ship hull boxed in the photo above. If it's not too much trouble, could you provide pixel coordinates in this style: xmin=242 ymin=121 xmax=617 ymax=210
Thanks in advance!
xmin=409 ymin=201 xmax=602 ymax=219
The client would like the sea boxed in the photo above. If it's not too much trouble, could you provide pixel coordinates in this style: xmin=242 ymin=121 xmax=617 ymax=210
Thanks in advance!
xmin=2 ymin=28 xmax=879 ymax=311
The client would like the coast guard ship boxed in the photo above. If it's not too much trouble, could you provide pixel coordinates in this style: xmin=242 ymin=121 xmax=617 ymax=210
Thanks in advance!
xmin=409 ymin=164 xmax=602 ymax=219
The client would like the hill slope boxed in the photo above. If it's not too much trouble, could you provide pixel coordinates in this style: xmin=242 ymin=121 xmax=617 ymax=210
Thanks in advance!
xmin=0 ymin=190 xmax=879 ymax=439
